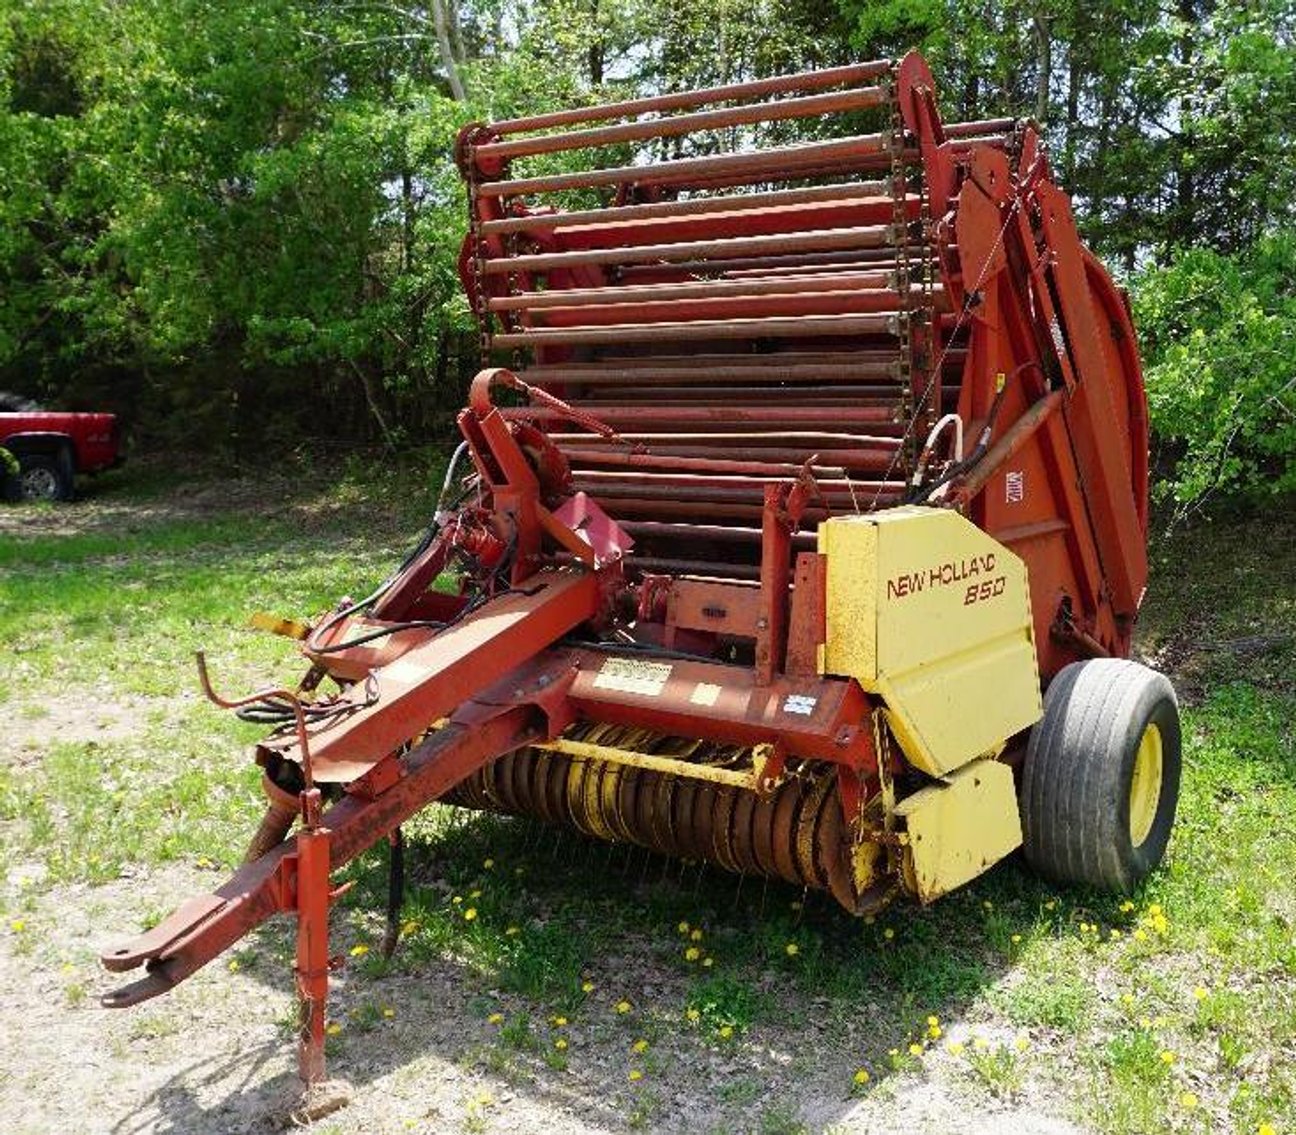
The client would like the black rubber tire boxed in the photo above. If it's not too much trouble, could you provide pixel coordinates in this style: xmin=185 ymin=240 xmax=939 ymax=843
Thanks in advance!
xmin=18 ymin=453 xmax=74 ymax=502
xmin=1021 ymin=658 xmax=1181 ymax=893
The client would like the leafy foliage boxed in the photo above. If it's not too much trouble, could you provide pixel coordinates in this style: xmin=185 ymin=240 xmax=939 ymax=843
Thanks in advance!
xmin=1134 ymin=231 xmax=1296 ymax=509
xmin=0 ymin=0 xmax=1293 ymax=498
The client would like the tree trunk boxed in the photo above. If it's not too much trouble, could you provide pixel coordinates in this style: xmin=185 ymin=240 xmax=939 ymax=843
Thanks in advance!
xmin=432 ymin=0 xmax=466 ymax=101
xmin=1033 ymin=13 xmax=1052 ymax=124
xmin=1063 ymin=42 xmax=1081 ymax=186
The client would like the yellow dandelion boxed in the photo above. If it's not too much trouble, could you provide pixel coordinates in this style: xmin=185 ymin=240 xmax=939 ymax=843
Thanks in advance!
xmin=928 ymin=1024 xmax=942 ymax=1040
xmin=685 ymin=946 xmax=702 ymax=962
xmin=686 ymin=1008 xmax=701 ymax=1023
xmin=476 ymin=1091 xmax=494 ymax=1107
xmin=946 ymin=1041 xmax=965 ymax=1056
xmin=927 ymin=1016 xmax=940 ymax=1028
xmin=853 ymin=1068 xmax=871 ymax=1085
xmin=1180 ymin=1092 xmax=1198 ymax=1110
xmin=628 ymin=1068 xmax=643 ymax=1082
xmin=463 ymin=907 xmax=478 ymax=921
xmin=1079 ymin=922 xmax=1090 ymax=933
xmin=483 ymin=858 xmax=495 ymax=869
xmin=983 ymin=900 xmax=994 ymax=911
xmin=1119 ymin=900 xmax=1135 ymax=913
xmin=1133 ymin=928 xmax=1148 ymax=942
xmin=1139 ymin=1016 xmax=1152 ymax=1029
xmin=505 ymin=925 xmax=521 ymax=936
xmin=632 ymin=1039 xmax=649 ymax=1054
xmin=785 ymin=943 xmax=800 ymax=957
xmin=719 ymin=1025 xmax=734 ymax=1039
xmin=702 ymin=957 xmax=714 ymax=968
xmin=1193 ymin=986 xmax=1208 ymax=1001
xmin=452 ymin=895 xmax=463 ymax=904
xmin=1160 ymin=1050 xmax=1175 ymax=1065
xmin=1110 ymin=929 xmax=1122 ymax=940
xmin=326 ymin=1022 xmax=342 ymax=1036
xmin=908 ymin=1043 xmax=924 ymax=1057
xmin=555 ymin=1038 xmax=568 ymax=1051
xmin=616 ymin=1000 xmax=632 ymax=1014
xmin=350 ymin=944 xmax=369 ymax=957
xmin=383 ymin=1007 xmax=395 ymax=1018
xmin=883 ymin=928 xmax=895 ymax=940
xmin=1044 ymin=900 xmax=1056 ymax=911
xmin=552 ymin=1016 xmax=568 ymax=1028
xmin=973 ymin=1037 xmax=989 ymax=1051
xmin=1121 ymin=992 xmax=1135 ymax=1006
xmin=677 ymin=921 xmax=690 ymax=934
xmin=1014 ymin=1035 xmax=1029 ymax=1052
xmin=1148 ymin=903 xmax=1163 ymax=916
xmin=690 ymin=928 xmax=703 ymax=941
xmin=469 ymin=889 xmax=482 ymax=899
xmin=227 ymin=959 xmax=240 ymax=972
xmin=401 ymin=919 xmax=419 ymax=937
xmin=582 ymin=981 xmax=595 ymax=993
xmin=488 ymin=1013 xmax=504 ymax=1025
xmin=1011 ymin=934 xmax=1022 ymax=944
xmin=1257 ymin=1125 xmax=1276 ymax=1135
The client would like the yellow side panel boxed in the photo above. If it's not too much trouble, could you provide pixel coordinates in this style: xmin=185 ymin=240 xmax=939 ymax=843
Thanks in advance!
xmin=895 ymin=758 xmax=1023 ymax=902
xmin=820 ymin=506 xmax=1042 ymax=776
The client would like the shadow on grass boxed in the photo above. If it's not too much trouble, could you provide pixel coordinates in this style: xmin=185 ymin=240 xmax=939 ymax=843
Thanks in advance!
xmin=115 ymin=806 xmax=1088 ymax=1135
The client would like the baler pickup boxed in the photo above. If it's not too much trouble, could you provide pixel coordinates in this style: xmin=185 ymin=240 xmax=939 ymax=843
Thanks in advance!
xmin=101 ymin=52 xmax=1181 ymax=1093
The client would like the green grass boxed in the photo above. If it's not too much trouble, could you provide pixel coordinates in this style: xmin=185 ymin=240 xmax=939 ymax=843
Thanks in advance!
xmin=1 ymin=471 xmax=1293 ymax=1135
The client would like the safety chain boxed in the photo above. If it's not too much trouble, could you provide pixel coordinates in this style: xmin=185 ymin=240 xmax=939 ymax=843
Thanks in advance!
xmin=463 ymin=136 xmax=492 ymax=367
xmin=888 ymin=66 xmax=913 ymax=453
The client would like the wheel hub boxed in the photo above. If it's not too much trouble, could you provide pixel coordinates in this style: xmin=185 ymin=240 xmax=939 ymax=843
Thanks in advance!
xmin=20 ymin=466 xmax=59 ymax=501
xmin=1129 ymin=721 xmax=1163 ymax=846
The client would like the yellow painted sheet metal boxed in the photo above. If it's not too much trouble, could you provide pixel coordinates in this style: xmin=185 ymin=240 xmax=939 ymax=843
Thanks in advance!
xmin=819 ymin=506 xmax=1042 ymax=776
xmin=894 ymin=757 xmax=1023 ymax=902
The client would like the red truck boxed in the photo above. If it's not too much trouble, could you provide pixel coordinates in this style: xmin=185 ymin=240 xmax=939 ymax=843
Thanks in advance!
xmin=0 ymin=392 xmax=124 ymax=501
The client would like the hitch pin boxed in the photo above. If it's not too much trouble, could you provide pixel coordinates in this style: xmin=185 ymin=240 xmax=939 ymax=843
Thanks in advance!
xmin=195 ymin=651 xmax=317 ymax=801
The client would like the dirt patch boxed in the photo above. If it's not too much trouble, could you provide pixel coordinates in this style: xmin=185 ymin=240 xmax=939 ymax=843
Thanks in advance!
xmin=2 ymin=690 xmax=183 ymax=763
xmin=0 ymin=858 xmax=1091 ymax=1135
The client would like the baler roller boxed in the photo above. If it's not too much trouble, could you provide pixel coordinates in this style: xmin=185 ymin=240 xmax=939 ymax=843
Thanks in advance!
xmin=444 ymin=724 xmax=882 ymax=912
xmin=477 ymin=181 xmax=896 ymax=236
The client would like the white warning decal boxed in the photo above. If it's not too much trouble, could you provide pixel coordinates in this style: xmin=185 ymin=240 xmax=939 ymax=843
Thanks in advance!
xmin=1006 ymin=470 xmax=1025 ymax=504
xmin=690 ymin=682 xmax=722 ymax=707
xmin=592 ymin=657 xmax=673 ymax=697
xmin=783 ymin=694 xmax=818 ymax=716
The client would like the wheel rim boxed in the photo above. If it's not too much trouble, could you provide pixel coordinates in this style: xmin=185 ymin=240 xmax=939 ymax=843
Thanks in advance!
xmin=20 ymin=467 xmax=59 ymax=501
xmin=1129 ymin=721 xmax=1163 ymax=846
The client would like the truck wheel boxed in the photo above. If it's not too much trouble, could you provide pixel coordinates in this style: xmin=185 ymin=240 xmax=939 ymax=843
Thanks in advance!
xmin=1021 ymin=659 xmax=1181 ymax=893
xmin=18 ymin=454 xmax=74 ymax=502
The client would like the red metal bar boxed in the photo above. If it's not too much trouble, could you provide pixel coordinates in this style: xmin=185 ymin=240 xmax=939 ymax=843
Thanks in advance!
xmin=486 ymin=60 xmax=894 ymax=135
xmin=295 ymin=793 xmax=329 ymax=1084
xmin=476 ymin=86 xmax=889 ymax=161
xmin=489 ymin=272 xmax=902 ymax=311
xmin=279 ymin=571 xmax=602 ymax=782
xmin=492 ymin=312 xmax=900 ymax=349
xmin=479 ymin=181 xmax=892 ymax=236
xmin=476 ymin=133 xmax=901 ymax=196
xmin=507 ymin=404 xmax=903 ymax=427
xmin=482 ymin=224 xmax=900 ymax=276
xmin=101 ymin=707 xmax=545 ymax=1011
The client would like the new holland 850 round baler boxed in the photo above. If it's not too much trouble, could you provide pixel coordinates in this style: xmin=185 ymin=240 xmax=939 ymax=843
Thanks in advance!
xmin=101 ymin=53 xmax=1181 ymax=1089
